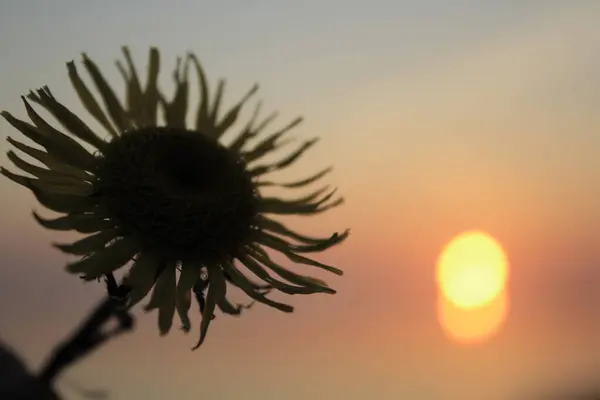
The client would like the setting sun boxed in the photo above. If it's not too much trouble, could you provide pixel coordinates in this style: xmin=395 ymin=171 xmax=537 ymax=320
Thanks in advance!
xmin=436 ymin=231 xmax=509 ymax=309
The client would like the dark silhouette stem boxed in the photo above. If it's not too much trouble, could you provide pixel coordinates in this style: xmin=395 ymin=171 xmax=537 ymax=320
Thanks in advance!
xmin=37 ymin=274 xmax=134 ymax=384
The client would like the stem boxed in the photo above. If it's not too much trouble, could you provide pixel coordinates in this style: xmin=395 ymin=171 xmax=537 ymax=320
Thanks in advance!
xmin=37 ymin=274 xmax=134 ymax=385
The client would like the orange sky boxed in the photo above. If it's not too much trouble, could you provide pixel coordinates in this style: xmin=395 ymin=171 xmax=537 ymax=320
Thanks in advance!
xmin=1 ymin=1 xmax=600 ymax=399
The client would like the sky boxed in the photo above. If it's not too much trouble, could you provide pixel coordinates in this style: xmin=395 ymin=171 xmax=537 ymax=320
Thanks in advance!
xmin=0 ymin=0 xmax=599 ymax=399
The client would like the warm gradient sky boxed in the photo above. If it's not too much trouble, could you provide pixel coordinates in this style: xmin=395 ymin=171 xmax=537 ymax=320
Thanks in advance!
xmin=1 ymin=1 xmax=600 ymax=399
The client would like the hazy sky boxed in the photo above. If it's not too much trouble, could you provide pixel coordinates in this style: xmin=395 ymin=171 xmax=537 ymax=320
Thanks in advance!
xmin=1 ymin=1 xmax=600 ymax=399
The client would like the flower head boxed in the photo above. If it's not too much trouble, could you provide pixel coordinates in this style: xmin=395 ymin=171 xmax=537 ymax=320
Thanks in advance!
xmin=1 ymin=47 xmax=348 ymax=349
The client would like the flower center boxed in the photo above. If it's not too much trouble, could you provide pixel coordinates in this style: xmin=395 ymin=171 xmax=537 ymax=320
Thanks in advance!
xmin=94 ymin=127 xmax=259 ymax=263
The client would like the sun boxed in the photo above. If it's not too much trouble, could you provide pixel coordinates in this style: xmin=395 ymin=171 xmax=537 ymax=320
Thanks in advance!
xmin=436 ymin=231 xmax=509 ymax=309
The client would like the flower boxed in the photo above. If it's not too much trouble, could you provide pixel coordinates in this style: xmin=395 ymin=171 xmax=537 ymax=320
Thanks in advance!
xmin=1 ymin=47 xmax=348 ymax=349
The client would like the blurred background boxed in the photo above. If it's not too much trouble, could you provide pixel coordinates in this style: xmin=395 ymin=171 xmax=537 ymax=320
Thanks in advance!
xmin=0 ymin=1 xmax=599 ymax=399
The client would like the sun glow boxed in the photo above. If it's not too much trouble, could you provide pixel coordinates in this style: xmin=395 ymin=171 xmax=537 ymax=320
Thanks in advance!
xmin=437 ymin=291 xmax=509 ymax=344
xmin=436 ymin=231 xmax=509 ymax=310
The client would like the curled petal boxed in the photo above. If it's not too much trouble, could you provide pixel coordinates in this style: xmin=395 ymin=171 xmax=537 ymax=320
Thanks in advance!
xmin=253 ymin=237 xmax=343 ymax=276
xmin=260 ymin=187 xmax=343 ymax=215
xmin=242 ymin=116 xmax=303 ymax=163
xmin=214 ymin=84 xmax=259 ymax=139
xmin=259 ymin=216 xmax=349 ymax=246
xmin=223 ymin=261 xmax=293 ymax=313
xmin=255 ymin=229 xmax=348 ymax=253
xmin=238 ymin=253 xmax=333 ymax=295
xmin=217 ymin=293 xmax=256 ymax=316
xmin=228 ymin=102 xmax=277 ymax=154
xmin=248 ymin=249 xmax=332 ymax=292
xmin=257 ymin=167 xmax=332 ymax=189
xmin=250 ymin=138 xmax=319 ymax=177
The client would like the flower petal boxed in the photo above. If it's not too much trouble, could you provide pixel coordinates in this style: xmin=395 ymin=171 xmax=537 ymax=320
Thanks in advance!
xmin=238 ymin=253 xmax=331 ymax=295
xmin=214 ymin=83 xmax=258 ymax=139
xmin=145 ymin=264 xmax=177 ymax=335
xmin=256 ymin=229 xmax=349 ymax=253
xmin=125 ymin=252 xmax=161 ymax=307
xmin=7 ymin=150 xmax=90 ymax=190
xmin=81 ymin=53 xmax=132 ymax=133
xmin=26 ymin=88 xmax=107 ymax=151
xmin=144 ymin=48 xmax=161 ymax=125
xmin=167 ymin=57 xmax=190 ymax=129
xmin=189 ymin=53 xmax=211 ymax=133
xmin=250 ymin=138 xmax=319 ymax=177
xmin=7 ymin=137 xmax=93 ymax=182
xmin=246 ymin=250 xmax=335 ymax=294
xmin=65 ymin=237 xmax=140 ymax=279
xmin=228 ymin=102 xmax=277 ymax=153
xmin=256 ymin=167 xmax=332 ymax=189
xmin=4 ymin=169 xmax=96 ymax=213
xmin=209 ymin=79 xmax=225 ymax=127
xmin=260 ymin=187 xmax=344 ymax=215
xmin=222 ymin=261 xmax=294 ymax=313
xmin=217 ymin=291 xmax=255 ymax=316
xmin=176 ymin=261 xmax=200 ymax=332
xmin=253 ymin=237 xmax=344 ymax=276
xmin=259 ymin=216 xmax=349 ymax=245
xmin=116 ymin=47 xmax=144 ymax=124
xmin=192 ymin=266 xmax=225 ymax=349
xmin=242 ymin=116 xmax=303 ymax=163
xmin=53 ymin=229 xmax=119 ymax=255
xmin=0 ymin=167 xmax=32 ymax=189
xmin=67 ymin=60 xmax=118 ymax=137
xmin=1 ymin=110 xmax=94 ymax=170
xmin=33 ymin=211 xmax=113 ymax=233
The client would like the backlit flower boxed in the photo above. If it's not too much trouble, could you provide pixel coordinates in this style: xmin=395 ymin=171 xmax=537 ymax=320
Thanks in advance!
xmin=1 ymin=47 xmax=348 ymax=349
